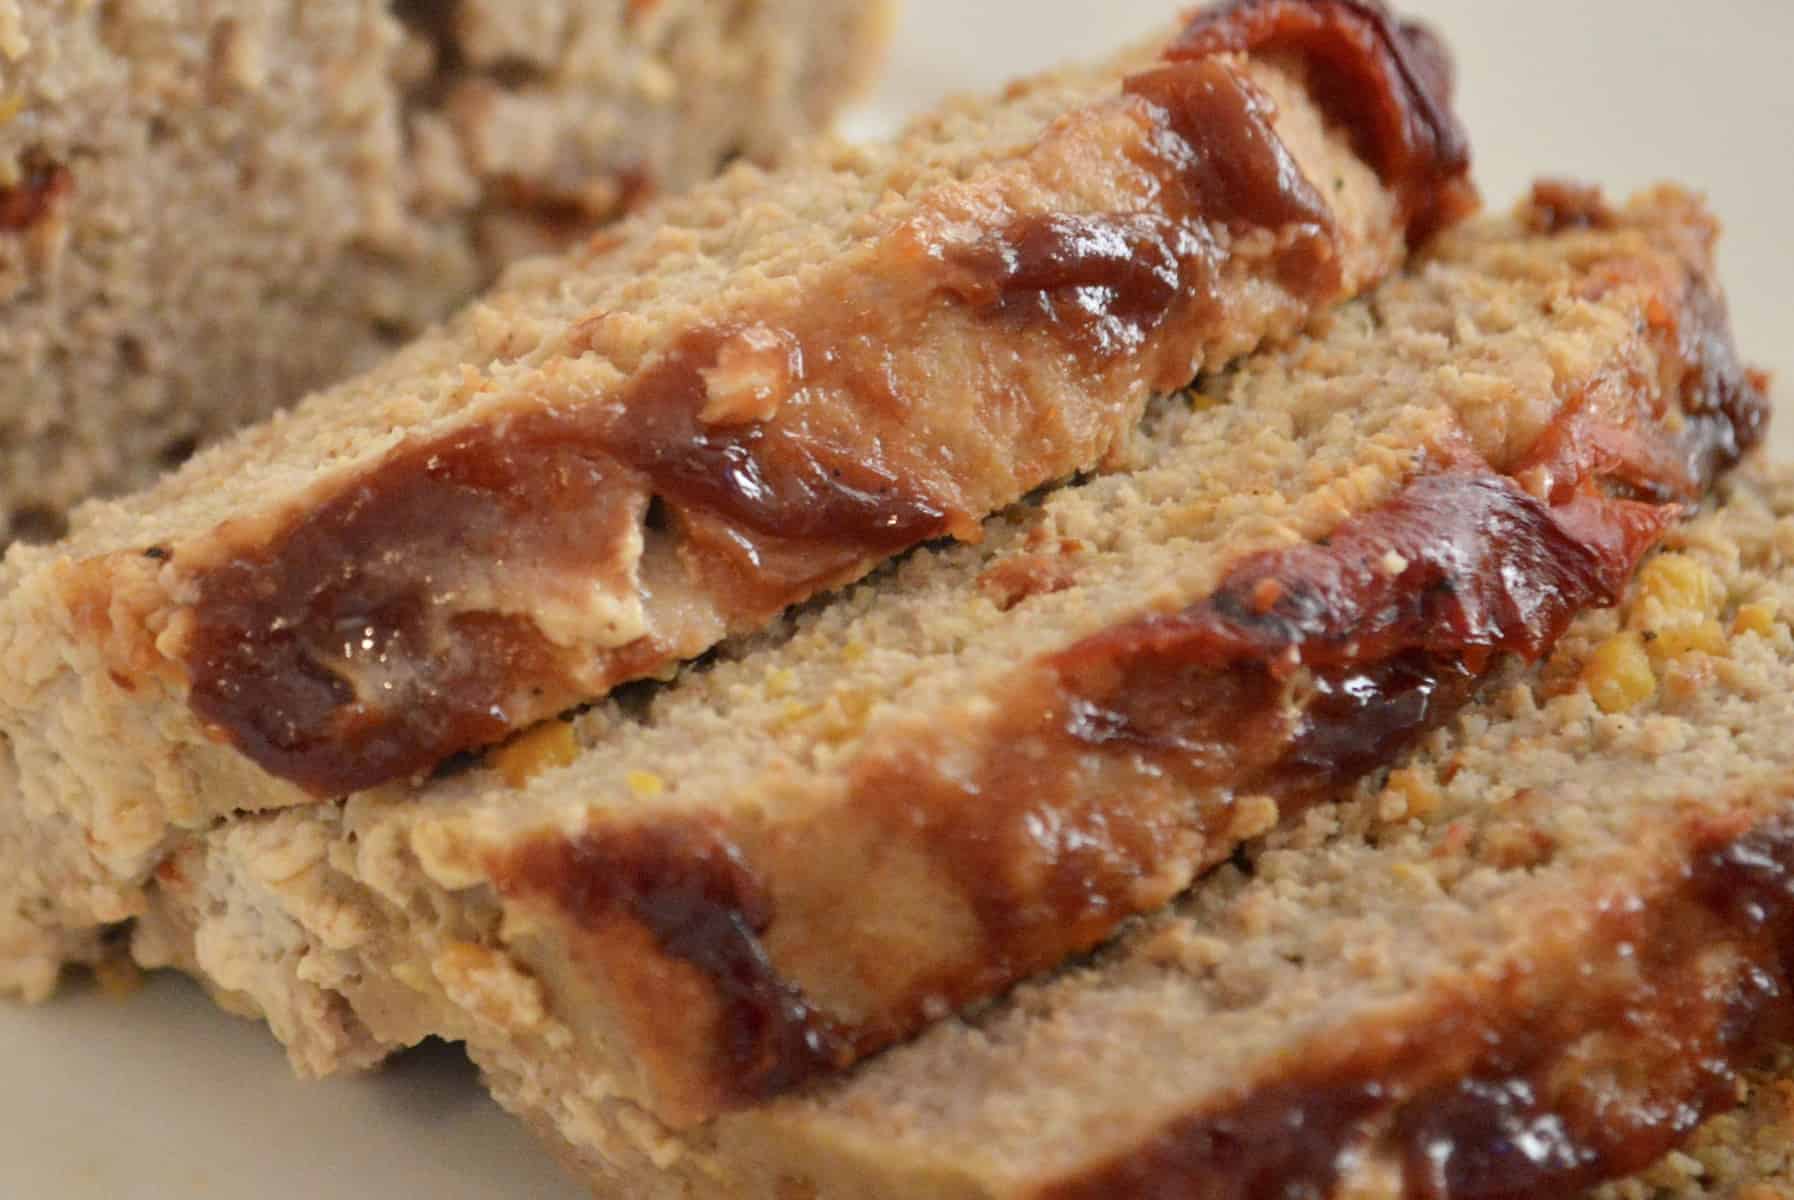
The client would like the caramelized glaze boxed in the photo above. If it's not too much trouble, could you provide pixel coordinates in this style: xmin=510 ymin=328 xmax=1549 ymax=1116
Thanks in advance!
xmin=1675 ymin=269 xmax=1772 ymax=489
xmin=940 ymin=56 xmax=1341 ymax=367
xmin=184 ymin=415 xmax=649 ymax=791
xmin=596 ymin=327 xmax=955 ymax=548
xmin=1048 ymin=1075 xmax=1394 ymax=1200
xmin=944 ymin=209 xmax=1225 ymax=366
xmin=1048 ymin=470 xmax=1672 ymax=818
xmin=493 ymin=167 xmax=656 ymax=241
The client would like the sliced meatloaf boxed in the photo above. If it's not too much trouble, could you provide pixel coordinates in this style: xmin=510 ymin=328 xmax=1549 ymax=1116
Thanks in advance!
xmin=91 ymin=183 xmax=1765 ymax=1131
xmin=615 ymin=455 xmax=1794 ymax=1200
xmin=445 ymin=457 xmax=1794 ymax=1198
xmin=0 ymin=0 xmax=1474 ymax=944
xmin=0 ymin=0 xmax=893 ymax=545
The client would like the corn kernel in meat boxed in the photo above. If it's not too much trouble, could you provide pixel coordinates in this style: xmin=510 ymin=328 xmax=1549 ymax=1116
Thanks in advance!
xmin=1584 ymin=632 xmax=1656 ymax=714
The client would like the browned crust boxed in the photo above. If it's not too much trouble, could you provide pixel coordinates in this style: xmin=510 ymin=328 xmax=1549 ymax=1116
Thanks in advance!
xmin=175 ymin=0 xmax=1476 ymax=797
xmin=1525 ymin=179 xmax=1618 ymax=235
xmin=1038 ymin=804 xmax=1794 ymax=1200
xmin=484 ymin=188 xmax=1769 ymax=1125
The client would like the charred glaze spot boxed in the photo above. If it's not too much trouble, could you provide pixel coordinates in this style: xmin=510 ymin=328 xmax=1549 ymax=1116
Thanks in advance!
xmin=492 ymin=823 xmax=855 ymax=1105
xmin=1525 ymin=180 xmax=1616 ymax=234
xmin=1171 ymin=0 xmax=1478 ymax=242
xmin=1398 ymin=1060 xmax=1713 ymax=1200
xmin=0 ymin=158 xmax=72 ymax=234
xmin=1279 ymin=650 xmax=1480 ymax=790
xmin=184 ymin=417 xmax=640 ymax=793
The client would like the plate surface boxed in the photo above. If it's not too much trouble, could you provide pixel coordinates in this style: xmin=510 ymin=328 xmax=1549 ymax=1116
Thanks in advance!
xmin=4 ymin=2 xmax=1792 ymax=1196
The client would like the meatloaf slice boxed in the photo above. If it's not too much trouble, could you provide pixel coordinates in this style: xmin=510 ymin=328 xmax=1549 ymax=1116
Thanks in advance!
xmin=0 ymin=0 xmax=893 ymax=547
xmin=0 ymin=1 xmax=1474 ymax=904
xmin=102 ymin=183 xmax=1764 ymax=1131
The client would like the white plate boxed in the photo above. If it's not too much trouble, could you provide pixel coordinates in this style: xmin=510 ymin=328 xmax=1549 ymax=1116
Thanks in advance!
xmin=5 ymin=2 xmax=1792 ymax=1196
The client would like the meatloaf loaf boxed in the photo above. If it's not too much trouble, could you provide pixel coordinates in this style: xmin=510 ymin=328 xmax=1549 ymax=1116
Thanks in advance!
xmin=0 ymin=0 xmax=893 ymax=545
xmin=0 ymin=0 xmax=1476 ymax=1011
xmin=94 ymin=183 xmax=1766 ymax=1137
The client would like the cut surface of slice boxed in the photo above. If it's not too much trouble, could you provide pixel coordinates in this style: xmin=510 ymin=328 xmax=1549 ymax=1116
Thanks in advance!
xmin=0 ymin=0 xmax=1474 ymax=895
xmin=0 ymin=0 xmax=892 ymax=547
xmin=107 ymin=184 xmax=1765 ymax=1129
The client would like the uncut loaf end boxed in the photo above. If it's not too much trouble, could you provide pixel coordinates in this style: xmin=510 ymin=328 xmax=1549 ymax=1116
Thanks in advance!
xmin=0 ymin=0 xmax=894 ymax=546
